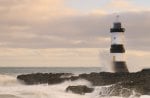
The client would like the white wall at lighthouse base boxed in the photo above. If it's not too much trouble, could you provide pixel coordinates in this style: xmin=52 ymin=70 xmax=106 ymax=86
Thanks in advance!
xmin=111 ymin=53 xmax=126 ymax=62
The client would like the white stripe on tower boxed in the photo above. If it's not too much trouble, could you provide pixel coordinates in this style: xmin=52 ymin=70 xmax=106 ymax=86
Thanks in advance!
xmin=110 ymin=15 xmax=129 ymax=73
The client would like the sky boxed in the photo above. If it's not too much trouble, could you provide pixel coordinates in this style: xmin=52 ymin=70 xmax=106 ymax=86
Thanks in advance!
xmin=0 ymin=0 xmax=150 ymax=71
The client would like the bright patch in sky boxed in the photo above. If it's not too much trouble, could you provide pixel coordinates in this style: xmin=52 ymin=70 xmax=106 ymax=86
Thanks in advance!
xmin=66 ymin=0 xmax=150 ymax=13
xmin=66 ymin=0 xmax=109 ymax=13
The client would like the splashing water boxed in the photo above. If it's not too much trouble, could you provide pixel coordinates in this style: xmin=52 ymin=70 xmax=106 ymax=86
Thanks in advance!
xmin=0 ymin=74 xmax=149 ymax=98
xmin=99 ymin=50 xmax=113 ymax=72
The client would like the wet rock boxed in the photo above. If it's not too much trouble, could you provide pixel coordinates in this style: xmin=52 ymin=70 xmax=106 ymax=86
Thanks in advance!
xmin=17 ymin=73 xmax=73 ymax=85
xmin=66 ymin=85 xmax=94 ymax=95
xmin=77 ymin=69 xmax=150 ymax=95
xmin=17 ymin=69 xmax=150 ymax=96
xmin=48 ymin=77 xmax=68 ymax=85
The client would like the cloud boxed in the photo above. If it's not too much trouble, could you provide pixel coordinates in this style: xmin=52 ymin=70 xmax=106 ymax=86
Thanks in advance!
xmin=126 ymin=50 xmax=150 ymax=71
xmin=0 ymin=48 xmax=149 ymax=70
xmin=0 ymin=0 xmax=77 ymax=23
xmin=0 ymin=11 xmax=150 ymax=51
xmin=91 ymin=0 xmax=150 ymax=14
xmin=0 ymin=0 xmax=149 ymax=51
xmin=0 ymin=0 xmax=149 ymax=68
xmin=0 ymin=48 xmax=100 ymax=67
xmin=107 ymin=0 xmax=131 ymax=9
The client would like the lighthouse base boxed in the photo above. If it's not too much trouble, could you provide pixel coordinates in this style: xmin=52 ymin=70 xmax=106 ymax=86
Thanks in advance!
xmin=113 ymin=61 xmax=129 ymax=73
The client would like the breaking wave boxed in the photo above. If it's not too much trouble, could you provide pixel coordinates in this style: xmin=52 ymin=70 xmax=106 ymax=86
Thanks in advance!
xmin=0 ymin=74 xmax=149 ymax=98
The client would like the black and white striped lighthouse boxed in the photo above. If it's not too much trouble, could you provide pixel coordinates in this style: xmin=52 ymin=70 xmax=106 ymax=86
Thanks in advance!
xmin=110 ymin=16 xmax=129 ymax=73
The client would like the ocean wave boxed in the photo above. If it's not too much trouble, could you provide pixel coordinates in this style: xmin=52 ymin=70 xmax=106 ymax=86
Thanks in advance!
xmin=0 ymin=74 xmax=21 ymax=86
xmin=0 ymin=79 xmax=92 ymax=98
xmin=0 ymin=94 xmax=20 ymax=98
xmin=0 ymin=74 xmax=149 ymax=98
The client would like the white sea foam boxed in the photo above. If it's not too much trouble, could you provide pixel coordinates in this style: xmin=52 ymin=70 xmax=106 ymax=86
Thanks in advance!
xmin=0 ymin=75 xmax=20 ymax=86
xmin=0 ymin=75 xmax=92 ymax=98
xmin=0 ymin=74 xmax=149 ymax=98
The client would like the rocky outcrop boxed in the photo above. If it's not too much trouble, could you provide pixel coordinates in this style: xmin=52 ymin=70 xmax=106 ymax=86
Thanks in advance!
xmin=66 ymin=85 xmax=94 ymax=95
xmin=77 ymin=69 xmax=150 ymax=86
xmin=76 ymin=69 xmax=150 ymax=96
xmin=17 ymin=73 xmax=72 ymax=85
xmin=17 ymin=69 xmax=150 ymax=96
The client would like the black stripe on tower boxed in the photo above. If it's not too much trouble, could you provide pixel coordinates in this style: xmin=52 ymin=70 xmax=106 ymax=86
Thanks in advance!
xmin=110 ymin=44 xmax=125 ymax=53
xmin=113 ymin=61 xmax=129 ymax=72
xmin=110 ymin=28 xmax=125 ymax=32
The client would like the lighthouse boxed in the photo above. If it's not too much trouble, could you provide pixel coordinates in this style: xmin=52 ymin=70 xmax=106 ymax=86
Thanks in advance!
xmin=110 ymin=16 xmax=129 ymax=73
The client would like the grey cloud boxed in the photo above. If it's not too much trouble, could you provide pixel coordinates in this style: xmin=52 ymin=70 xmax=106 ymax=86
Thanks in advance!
xmin=0 ymin=6 xmax=150 ymax=51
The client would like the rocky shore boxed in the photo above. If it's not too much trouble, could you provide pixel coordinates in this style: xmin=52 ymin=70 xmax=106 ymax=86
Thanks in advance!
xmin=17 ymin=69 xmax=150 ymax=97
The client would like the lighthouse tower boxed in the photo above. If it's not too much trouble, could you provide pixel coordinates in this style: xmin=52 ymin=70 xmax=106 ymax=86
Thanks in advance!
xmin=110 ymin=16 xmax=129 ymax=73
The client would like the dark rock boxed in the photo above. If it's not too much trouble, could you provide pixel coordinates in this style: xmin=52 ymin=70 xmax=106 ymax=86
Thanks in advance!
xmin=69 ymin=76 xmax=79 ymax=81
xmin=48 ymin=77 xmax=68 ymax=85
xmin=66 ymin=85 xmax=94 ymax=95
xmin=76 ymin=69 xmax=150 ymax=96
xmin=17 ymin=73 xmax=73 ymax=85
xmin=17 ymin=68 xmax=150 ymax=96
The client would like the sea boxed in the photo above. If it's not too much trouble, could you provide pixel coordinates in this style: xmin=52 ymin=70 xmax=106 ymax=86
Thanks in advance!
xmin=0 ymin=67 xmax=149 ymax=98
